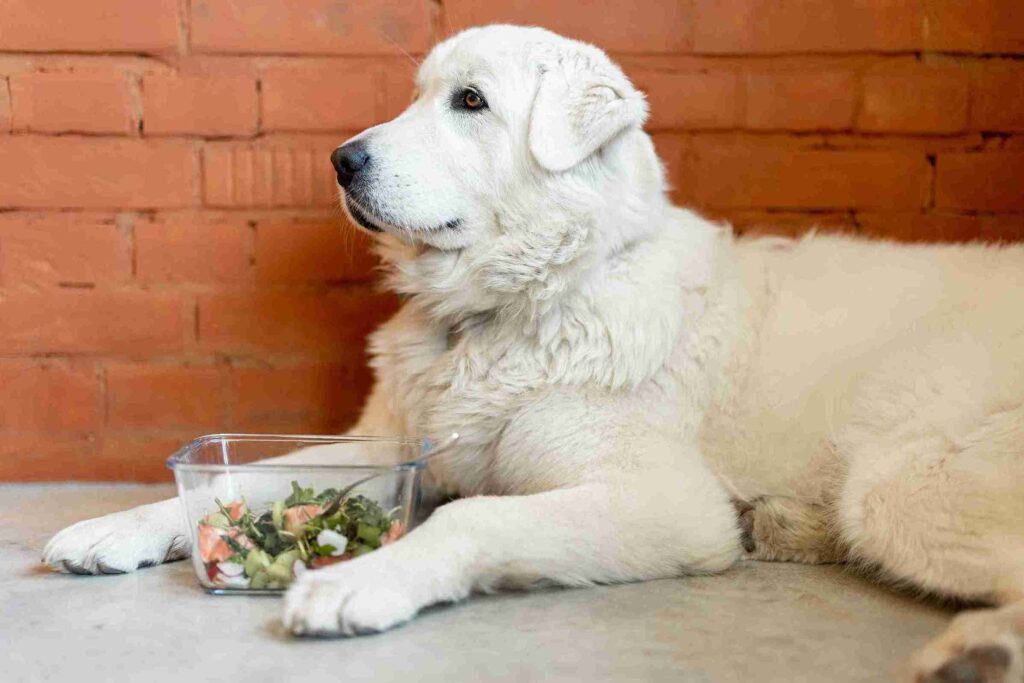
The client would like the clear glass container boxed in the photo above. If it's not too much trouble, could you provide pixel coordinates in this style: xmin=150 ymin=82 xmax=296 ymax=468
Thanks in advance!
xmin=167 ymin=434 xmax=429 ymax=595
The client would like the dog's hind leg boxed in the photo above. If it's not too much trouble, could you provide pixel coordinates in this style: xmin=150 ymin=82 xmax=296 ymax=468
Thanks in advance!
xmin=835 ymin=400 xmax=1024 ymax=682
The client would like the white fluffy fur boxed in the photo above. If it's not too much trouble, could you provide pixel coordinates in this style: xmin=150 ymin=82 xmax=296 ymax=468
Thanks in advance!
xmin=44 ymin=26 xmax=1024 ymax=680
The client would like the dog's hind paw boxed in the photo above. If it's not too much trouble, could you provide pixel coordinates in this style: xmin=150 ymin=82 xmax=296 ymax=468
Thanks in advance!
xmin=918 ymin=645 xmax=1014 ymax=683
xmin=42 ymin=498 xmax=188 ymax=575
xmin=732 ymin=495 xmax=844 ymax=564
xmin=912 ymin=603 xmax=1024 ymax=683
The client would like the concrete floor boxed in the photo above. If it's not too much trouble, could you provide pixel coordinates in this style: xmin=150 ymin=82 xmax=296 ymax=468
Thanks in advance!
xmin=2 ymin=484 xmax=952 ymax=682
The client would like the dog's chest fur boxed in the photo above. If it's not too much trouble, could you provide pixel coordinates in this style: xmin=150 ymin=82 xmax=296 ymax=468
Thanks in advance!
xmin=364 ymin=217 xmax=737 ymax=497
xmin=367 ymin=304 xmax=559 ymax=495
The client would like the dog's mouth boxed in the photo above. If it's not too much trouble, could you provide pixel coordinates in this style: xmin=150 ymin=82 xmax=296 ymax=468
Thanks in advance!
xmin=344 ymin=195 xmax=385 ymax=234
xmin=343 ymin=194 xmax=463 ymax=237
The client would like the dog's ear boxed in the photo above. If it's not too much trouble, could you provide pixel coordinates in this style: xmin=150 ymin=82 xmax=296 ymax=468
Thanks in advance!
xmin=528 ymin=50 xmax=648 ymax=172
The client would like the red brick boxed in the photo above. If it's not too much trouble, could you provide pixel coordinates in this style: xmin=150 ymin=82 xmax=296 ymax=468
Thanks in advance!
xmin=9 ymin=71 xmax=135 ymax=134
xmin=935 ymin=153 xmax=1024 ymax=211
xmin=95 ymin=435 xmax=181 ymax=482
xmin=971 ymin=63 xmax=1024 ymax=132
xmin=712 ymin=210 xmax=856 ymax=237
xmin=7 ymin=6 xmax=1024 ymax=487
xmin=229 ymin=362 xmax=370 ymax=432
xmin=745 ymin=71 xmax=856 ymax=131
xmin=0 ymin=137 xmax=196 ymax=209
xmin=447 ymin=0 xmax=693 ymax=53
xmin=143 ymin=74 xmax=258 ymax=136
xmin=971 ymin=214 xmax=1024 ymax=242
xmin=197 ymin=288 xmax=396 ymax=355
xmin=191 ymin=0 xmax=434 ymax=55
xmin=254 ymin=216 xmax=378 ymax=282
xmin=629 ymin=70 xmax=738 ymax=130
xmin=0 ymin=360 xmax=101 ymax=432
xmin=135 ymin=215 xmax=250 ymax=283
xmin=857 ymin=212 xmax=1024 ymax=243
xmin=261 ymin=64 xmax=382 ymax=132
xmin=925 ymin=0 xmax=1024 ymax=53
xmin=0 ymin=0 xmax=179 ymax=52
xmin=651 ymin=133 xmax=698 ymax=206
xmin=692 ymin=0 xmax=923 ymax=53
xmin=106 ymin=364 xmax=227 ymax=430
xmin=0 ymin=435 xmax=95 ymax=482
xmin=858 ymin=64 xmax=969 ymax=134
xmin=818 ymin=133 xmax=985 ymax=154
xmin=657 ymin=137 xmax=931 ymax=209
xmin=0 ymin=290 xmax=188 ymax=355
xmin=0 ymin=78 xmax=10 ymax=133
xmin=0 ymin=434 xmax=179 ymax=482
xmin=0 ymin=213 xmax=129 ymax=285
xmin=203 ymin=138 xmax=339 ymax=207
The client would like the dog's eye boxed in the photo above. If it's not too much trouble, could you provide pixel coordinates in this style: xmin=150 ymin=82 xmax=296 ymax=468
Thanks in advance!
xmin=455 ymin=88 xmax=487 ymax=112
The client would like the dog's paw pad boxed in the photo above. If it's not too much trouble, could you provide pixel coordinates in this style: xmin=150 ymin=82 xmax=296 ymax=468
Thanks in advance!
xmin=919 ymin=644 xmax=1013 ymax=683
xmin=913 ymin=603 xmax=1024 ymax=683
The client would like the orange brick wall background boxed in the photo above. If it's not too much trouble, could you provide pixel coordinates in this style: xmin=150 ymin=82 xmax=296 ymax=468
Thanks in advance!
xmin=0 ymin=1 xmax=1021 ymax=481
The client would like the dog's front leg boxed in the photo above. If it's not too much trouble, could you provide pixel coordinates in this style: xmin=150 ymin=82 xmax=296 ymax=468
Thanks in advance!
xmin=283 ymin=466 xmax=744 ymax=636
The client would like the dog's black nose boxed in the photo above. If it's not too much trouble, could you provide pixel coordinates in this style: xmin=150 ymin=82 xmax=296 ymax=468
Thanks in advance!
xmin=331 ymin=142 xmax=370 ymax=188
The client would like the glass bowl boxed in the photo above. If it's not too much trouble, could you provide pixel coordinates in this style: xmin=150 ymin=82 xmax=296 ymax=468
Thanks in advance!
xmin=167 ymin=433 xmax=429 ymax=595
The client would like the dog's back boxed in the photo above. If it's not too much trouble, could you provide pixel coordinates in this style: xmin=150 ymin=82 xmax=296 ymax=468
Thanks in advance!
xmin=700 ymin=233 xmax=1024 ymax=500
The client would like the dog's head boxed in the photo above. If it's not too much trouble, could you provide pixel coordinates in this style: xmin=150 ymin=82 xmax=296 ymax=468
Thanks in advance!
xmin=332 ymin=25 xmax=666 ymax=314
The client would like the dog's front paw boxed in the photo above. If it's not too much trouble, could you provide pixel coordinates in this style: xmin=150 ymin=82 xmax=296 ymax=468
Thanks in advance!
xmin=42 ymin=499 xmax=188 ymax=575
xmin=283 ymin=554 xmax=421 ymax=637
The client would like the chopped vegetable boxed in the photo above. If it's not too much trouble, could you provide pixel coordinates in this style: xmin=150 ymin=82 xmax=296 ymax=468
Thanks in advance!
xmin=197 ymin=481 xmax=405 ymax=590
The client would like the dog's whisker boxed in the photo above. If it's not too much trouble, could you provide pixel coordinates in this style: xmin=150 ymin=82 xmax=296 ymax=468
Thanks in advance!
xmin=384 ymin=32 xmax=421 ymax=68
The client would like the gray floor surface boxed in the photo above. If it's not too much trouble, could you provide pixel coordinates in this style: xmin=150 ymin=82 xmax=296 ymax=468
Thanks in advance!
xmin=1 ymin=484 xmax=952 ymax=682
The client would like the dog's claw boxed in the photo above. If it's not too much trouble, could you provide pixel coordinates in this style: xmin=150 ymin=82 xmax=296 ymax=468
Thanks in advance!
xmin=62 ymin=560 xmax=92 ymax=576
xmin=731 ymin=498 xmax=757 ymax=553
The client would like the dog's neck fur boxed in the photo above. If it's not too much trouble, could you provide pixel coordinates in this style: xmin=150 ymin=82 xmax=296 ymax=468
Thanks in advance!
xmin=370 ymin=133 xmax=726 ymax=391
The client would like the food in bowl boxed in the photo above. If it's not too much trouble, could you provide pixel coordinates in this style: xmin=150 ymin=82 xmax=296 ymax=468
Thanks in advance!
xmin=198 ymin=481 xmax=405 ymax=590
xmin=167 ymin=434 xmax=431 ymax=594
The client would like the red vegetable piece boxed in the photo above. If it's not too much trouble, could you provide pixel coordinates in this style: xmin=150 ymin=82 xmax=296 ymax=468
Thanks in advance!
xmin=197 ymin=523 xmax=252 ymax=563
xmin=310 ymin=553 xmax=352 ymax=569
xmin=282 ymin=504 xmax=321 ymax=536
xmin=380 ymin=519 xmax=405 ymax=546
xmin=224 ymin=500 xmax=247 ymax=521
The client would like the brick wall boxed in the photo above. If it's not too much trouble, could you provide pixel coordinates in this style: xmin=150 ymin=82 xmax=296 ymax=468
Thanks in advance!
xmin=0 ymin=1 xmax=1021 ymax=481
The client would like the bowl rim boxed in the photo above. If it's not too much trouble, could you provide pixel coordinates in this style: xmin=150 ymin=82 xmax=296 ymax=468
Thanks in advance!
xmin=165 ymin=432 xmax=432 ymax=473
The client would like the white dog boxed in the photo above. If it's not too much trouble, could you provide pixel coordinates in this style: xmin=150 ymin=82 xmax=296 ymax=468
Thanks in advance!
xmin=44 ymin=25 xmax=1023 ymax=682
